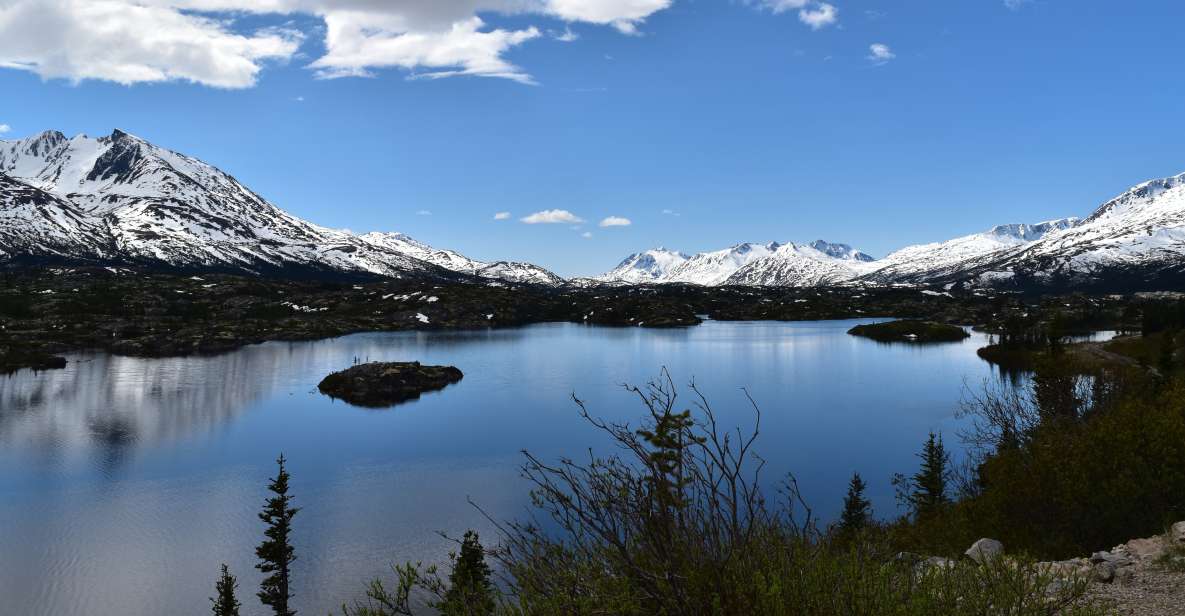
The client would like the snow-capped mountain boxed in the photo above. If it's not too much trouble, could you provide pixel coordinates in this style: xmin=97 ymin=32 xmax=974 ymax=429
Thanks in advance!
xmin=595 ymin=240 xmax=878 ymax=287
xmin=665 ymin=242 xmax=782 ymax=286
xmin=0 ymin=173 xmax=112 ymax=260
xmin=928 ymin=174 xmax=1185 ymax=289
xmin=595 ymin=248 xmax=689 ymax=284
xmin=724 ymin=243 xmax=879 ymax=287
xmin=860 ymin=218 xmax=1080 ymax=283
xmin=357 ymin=232 xmax=562 ymax=285
xmin=809 ymin=240 xmax=875 ymax=262
xmin=0 ymin=129 xmax=562 ymax=284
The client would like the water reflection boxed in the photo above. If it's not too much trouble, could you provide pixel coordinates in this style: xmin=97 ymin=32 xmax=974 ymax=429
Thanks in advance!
xmin=0 ymin=330 xmax=539 ymax=467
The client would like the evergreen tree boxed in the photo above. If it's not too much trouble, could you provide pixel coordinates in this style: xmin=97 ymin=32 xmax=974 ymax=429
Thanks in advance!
xmin=838 ymin=473 xmax=872 ymax=534
xmin=211 ymin=564 xmax=242 ymax=616
xmin=436 ymin=530 xmax=496 ymax=616
xmin=908 ymin=432 xmax=950 ymax=518
xmin=257 ymin=454 xmax=299 ymax=616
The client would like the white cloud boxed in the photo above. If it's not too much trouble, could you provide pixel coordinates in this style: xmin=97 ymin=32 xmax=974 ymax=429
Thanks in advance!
xmin=0 ymin=1 xmax=677 ymax=87
xmin=798 ymin=3 xmax=837 ymax=30
xmin=553 ymin=27 xmax=579 ymax=42
xmin=581 ymin=231 xmax=593 ymax=238
xmin=416 ymin=209 xmax=432 ymax=216
xmin=545 ymin=0 xmax=671 ymax=34
xmin=0 ymin=123 xmax=10 ymax=134
xmin=521 ymin=209 xmax=584 ymax=224
xmin=0 ymin=0 xmax=301 ymax=88
xmin=1004 ymin=0 xmax=1034 ymax=9
xmin=751 ymin=0 xmax=838 ymax=30
xmin=599 ymin=216 xmax=631 ymax=227
xmin=311 ymin=14 xmax=541 ymax=83
xmin=493 ymin=211 xmax=511 ymax=220
xmin=661 ymin=208 xmax=679 ymax=216
xmin=867 ymin=43 xmax=895 ymax=65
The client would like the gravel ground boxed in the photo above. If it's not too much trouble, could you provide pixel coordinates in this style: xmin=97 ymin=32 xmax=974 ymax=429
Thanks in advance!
xmin=1087 ymin=566 xmax=1185 ymax=615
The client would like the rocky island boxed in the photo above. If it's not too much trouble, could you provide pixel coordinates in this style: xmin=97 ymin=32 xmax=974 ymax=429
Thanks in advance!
xmin=317 ymin=361 xmax=464 ymax=408
xmin=847 ymin=319 xmax=971 ymax=343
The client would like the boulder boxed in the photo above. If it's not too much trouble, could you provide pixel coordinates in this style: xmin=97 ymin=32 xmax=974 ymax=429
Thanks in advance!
xmin=1124 ymin=537 xmax=1165 ymax=561
xmin=964 ymin=538 xmax=1004 ymax=564
xmin=1093 ymin=562 xmax=1116 ymax=583
xmin=1090 ymin=551 xmax=1133 ymax=568
xmin=1172 ymin=521 xmax=1185 ymax=544
xmin=317 ymin=361 xmax=464 ymax=408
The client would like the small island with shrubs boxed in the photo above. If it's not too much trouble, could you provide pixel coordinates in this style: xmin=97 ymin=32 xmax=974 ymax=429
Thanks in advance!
xmin=317 ymin=361 xmax=464 ymax=408
xmin=847 ymin=319 xmax=971 ymax=343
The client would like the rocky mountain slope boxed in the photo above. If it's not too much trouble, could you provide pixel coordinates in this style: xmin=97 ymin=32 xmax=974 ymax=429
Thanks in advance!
xmin=665 ymin=242 xmax=782 ymax=286
xmin=595 ymin=248 xmax=690 ymax=284
xmin=930 ymin=174 xmax=1185 ymax=290
xmin=0 ymin=129 xmax=562 ymax=284
xmin=724 ymin=242 xmax=879 ymax=287
xmin=860 ymin=218 xmax=1081 ymax=284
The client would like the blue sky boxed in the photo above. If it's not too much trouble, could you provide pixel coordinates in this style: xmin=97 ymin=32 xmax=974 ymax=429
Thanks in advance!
xmin=2 ymin=0 xmax=1184 ymax=277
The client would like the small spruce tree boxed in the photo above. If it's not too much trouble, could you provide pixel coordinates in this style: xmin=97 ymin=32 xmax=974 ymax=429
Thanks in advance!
xmin=211 ymin=564 xmax=241 ymax=616
xmin=901 ymin=432 xmax=950 ymax=519
xmin=838 ymin=472 xmax=872 ymax=534
xmin=257 ymin=454 xmax=299 ymax=616
xmin=436 ymin=530 xmax=496 ymax=616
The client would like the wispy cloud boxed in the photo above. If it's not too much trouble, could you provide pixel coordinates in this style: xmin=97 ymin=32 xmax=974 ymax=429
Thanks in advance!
xmin=581 ymin=231 xmax=593 ymax=238
xmin=0 ymin=124 xmax=10 ymax=135
xmin=416 ymin=209 xmax=432 ymax=216
xmin=1004 ymin=0 xmax=1034 ymax=10
xmin=798 ymin=3 xmax=838 ymax=30
xmin=867 ymin=43 xmax=896 ymax=65
xmin=599 ymin=216 xmax=632 ymax=227
xmin=750 ymin=0 xmax=839 ymax=30
xmin=661 ymin=208 xmax=680 ymax=217
xmin=521 ymin=209 xmax=584 ymax=224
xmin=553 ymin=27 xmax=580 ymax=43
xmin=493 ymin=211 xmax=511 ymax=220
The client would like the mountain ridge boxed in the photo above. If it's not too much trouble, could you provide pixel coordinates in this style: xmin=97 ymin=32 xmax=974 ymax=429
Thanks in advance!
xmin=0 ymin=129 xmax=563 ymax=284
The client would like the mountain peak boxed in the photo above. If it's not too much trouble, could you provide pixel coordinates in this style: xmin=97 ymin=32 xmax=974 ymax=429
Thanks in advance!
xmin=809 ymin=240 xmax=875 ymax=262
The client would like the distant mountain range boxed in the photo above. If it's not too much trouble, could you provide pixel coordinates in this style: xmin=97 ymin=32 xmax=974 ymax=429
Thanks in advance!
xmin=591 ymin=184 xmax=1185 ymax=291
xmin=2 ymin=129 xmax=1184 ymax=291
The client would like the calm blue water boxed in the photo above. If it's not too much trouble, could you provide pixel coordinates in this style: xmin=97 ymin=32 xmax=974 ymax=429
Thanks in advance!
xmin=0 ymin=320 xmax=999 ymax=615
